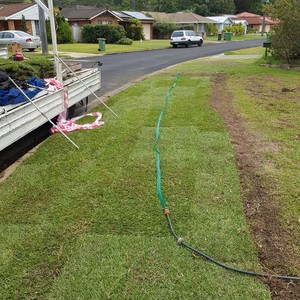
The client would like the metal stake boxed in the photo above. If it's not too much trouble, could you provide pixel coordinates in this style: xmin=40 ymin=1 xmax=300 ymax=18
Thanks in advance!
xmin=55 ymin=54 xmax=119 ymax=118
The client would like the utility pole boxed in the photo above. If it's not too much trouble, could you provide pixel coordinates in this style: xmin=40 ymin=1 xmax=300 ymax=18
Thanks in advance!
xmin=261 ymin=0 xmax=269 ymax=37
xmin=261 ymin=14 xmax=265 ymax=37
xmin=38 ymin=1 xmax=48 ymax=54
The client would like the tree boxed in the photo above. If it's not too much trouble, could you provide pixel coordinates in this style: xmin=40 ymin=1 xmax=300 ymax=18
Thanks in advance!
xmin=223 ymin=0 xmax=235 ymax=14
xmin=206 ymin=23 xmax=218 ymax=35
xmin=56 ymin=13 xmax=74 ymax=43
xmin=51 ymin=0 xmax=240 ymax=15
xmin=208 ymin=0 xmax=235 ymax=15
xmin=160 ymin=0 xmax=177 ymax=12
xmin=153 ymin=22 xmax=178 ymax=38
xmin=46 ymin=12 xmax=74 ymax=44
xmin=151 ymin=0 xmax=178 ymax=12
xmin=234 ymin=0 xmax=262 ymax=13
xmin=193 ymin=4 xmax=209 ymax=16
xmin=268 ymin=0 xmax=300 ymax=63
xmin=21 ymin=15 xmax=27 ymax=32
xmin=234 ymin=0 xmax=275 ymax=14
xmin=125 ymin=18 xmax=144 ymax=40
xmin=121 ymin=0 xmax=132 ymax=10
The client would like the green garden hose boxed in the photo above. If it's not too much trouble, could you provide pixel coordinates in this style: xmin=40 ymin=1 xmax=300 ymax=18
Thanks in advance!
xmin=154 ymin=74 xmax=181 ymax=210
xmin=154 ymin=74 xmax=300 ymax=281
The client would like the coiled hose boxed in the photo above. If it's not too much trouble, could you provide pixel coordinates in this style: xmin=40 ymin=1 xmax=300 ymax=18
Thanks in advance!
xmin=154 ymin=74 xmax=300 ymax=281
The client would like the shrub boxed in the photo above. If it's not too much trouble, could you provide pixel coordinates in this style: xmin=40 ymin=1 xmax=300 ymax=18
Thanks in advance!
xmin=125 ymin=18 xmax=144 ymax=40
xmin=46 ymin=12 xmax=74 ymax=44
xmin=82 ymin=24 xmax=126 ymax=44
xmin=107 ymin=25 xmax=127 ymax=43
xmin=81 ymin=25 xmax=96 ymax=43
xmin=178 ymin=25 xmax=194 ymax=30
xmin=153 ymin=22 xmax=178 ymax=39
xmin=224 ymin=25 xmax=233 ymax=33
xmin=268 ymin=0 xmax=300 ymax=63
xmin=247 ymin=28 xmax=257 ymax=34
xmin=231 ymin=23 xmax=245 ymax=36
xmin=206 ymin=23 xmax=218 ymax=36
xmin=56 ymin=13 xmax=74 ymax=44
xmin=116 ymin=37 xmax=133 ymax=45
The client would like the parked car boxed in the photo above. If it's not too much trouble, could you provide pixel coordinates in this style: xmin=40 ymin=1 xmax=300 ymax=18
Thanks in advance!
xmin=170 ymin=30 xmax=203 ymax=48
xmin=0 ymin=30 xmax=41 ymax=51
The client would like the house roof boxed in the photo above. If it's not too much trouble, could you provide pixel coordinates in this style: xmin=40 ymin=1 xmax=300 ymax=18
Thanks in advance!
xmin=207 ymin=16 xmax=233 ymax=24
xmin=145 ymin=12 xmax=171 ymax=22
xmin=236 ymin=12 xmax=259 ymax=18
xmin=60 ymin=6 xmax=154 ymax=23
xmin=60 ymin=6 xmax=106 ymax=20
xmin=113 ymin=11 xmax=131 ymax=19
xmin=171 ymin=12 xmax=214 ymax=24
xmin=147 ymin=11 xmax=214 ymax=24
xmin=235 ymin=12 xmax=277 ymax=25
xmin=223 ymin=14 xmax=238 ymax=19
xmin=0 ymin=3 xmax=34 ymax=19
xmin=233 ymin=19 xmax=248 ymax=26
xmin=121 ymin=11 xmax=154 ymax=21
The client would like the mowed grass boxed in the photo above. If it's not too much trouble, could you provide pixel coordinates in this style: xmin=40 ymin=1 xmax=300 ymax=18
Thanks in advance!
xmin=44 ymin=34 xmax=262 ymax=55
xmin=224 ymin=46 xmax=265 ymax=56
xmin=47 ymin=39 xmax=171 ymax=54
xmin=0 ymin=63 xmax=272 ymax=298
xmin=206 ymin=34 xmax=263 ymax=43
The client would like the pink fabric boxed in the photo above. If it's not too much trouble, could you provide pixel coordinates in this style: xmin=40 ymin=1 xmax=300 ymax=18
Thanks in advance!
xmin=46 ymin=79 xmax=105 ymax=134
xmin=45 ymin=78 xmax=68 ymax=122
xmin=50 ymin=112 xmax=104 ymax=134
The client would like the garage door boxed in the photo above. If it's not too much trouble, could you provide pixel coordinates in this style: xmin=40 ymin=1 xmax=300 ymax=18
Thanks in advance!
xmin=143 ymin=24 xmax=151 ymax=40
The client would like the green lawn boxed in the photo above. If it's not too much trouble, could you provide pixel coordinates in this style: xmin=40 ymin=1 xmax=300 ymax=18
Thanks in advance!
xmin=0 ymin=58 xmax=272 ymax=299
xmin=1 ymin=54 xmax=299 ymax=299
xmin=206 ymin=34 xmax=264 ymax=42
xmin=48 ymin=39 xmax=171 ymax=54
xmin=42 ymin=34 xmax=263 ymax=55
xmin=224 ymin=46 xmax=265 ymax=55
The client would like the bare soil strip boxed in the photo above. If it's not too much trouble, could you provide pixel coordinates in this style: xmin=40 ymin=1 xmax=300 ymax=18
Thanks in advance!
xmin=211 ymin=73 xmax=300 ymax=299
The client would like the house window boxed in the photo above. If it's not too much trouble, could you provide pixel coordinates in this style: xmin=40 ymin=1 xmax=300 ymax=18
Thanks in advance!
xmin=101 ymin=21 xmax=111 ymax=25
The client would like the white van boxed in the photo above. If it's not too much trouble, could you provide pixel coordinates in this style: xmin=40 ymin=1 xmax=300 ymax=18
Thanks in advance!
xmin=170 ymin=30 xmax=203 ymax=48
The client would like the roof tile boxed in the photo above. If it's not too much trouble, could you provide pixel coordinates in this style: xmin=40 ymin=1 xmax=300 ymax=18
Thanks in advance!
xmin=0 ymin=3 xmax=34 ymax=18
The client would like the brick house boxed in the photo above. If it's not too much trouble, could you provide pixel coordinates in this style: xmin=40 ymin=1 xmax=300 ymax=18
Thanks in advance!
xmin=0 ymin=3 xmax=42 ymax=36
xmin=235 ymin=12 xmax=277 ymax=33
xmin=60 ymin=6 xmax=154 ymax=42
xmin=147 ymin=11 xmax=215 ymax=38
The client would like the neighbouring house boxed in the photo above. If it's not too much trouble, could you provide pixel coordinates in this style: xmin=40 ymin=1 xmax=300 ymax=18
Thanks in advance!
xmin=147 ymin=11 xmax=214 ymax=38
xmin=59 ymin=6 xmax=154 ymax=42
xmin=222 ymin=15 xmax=248 ymax=35
xmin=59 ymin=6 xmax=111 ymax=42
xmin=233 ymin=20 xmax=248 ymax=35
xmin=235 ymin=12 xmax=277 ymax=33
xmin=0 ymin=3 xmax=43 ymax=36
xmin=206 ymin=16 xmax=233 ymax=33
xmin=114 ymin=11 xmax=154 ymax=41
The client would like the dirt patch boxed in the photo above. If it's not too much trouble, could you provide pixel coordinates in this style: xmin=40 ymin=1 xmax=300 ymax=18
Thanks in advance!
xmin=211 ymin=73 xmax=300 ymax=299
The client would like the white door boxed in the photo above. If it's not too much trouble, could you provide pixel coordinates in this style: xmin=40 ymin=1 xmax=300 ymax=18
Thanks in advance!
xmin=143 ymin=24 xmax=151 ymax=40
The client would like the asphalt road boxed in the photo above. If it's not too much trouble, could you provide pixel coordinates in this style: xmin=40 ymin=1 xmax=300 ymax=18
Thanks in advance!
xmin=79 ymin=39 xmax=264 ymax=99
